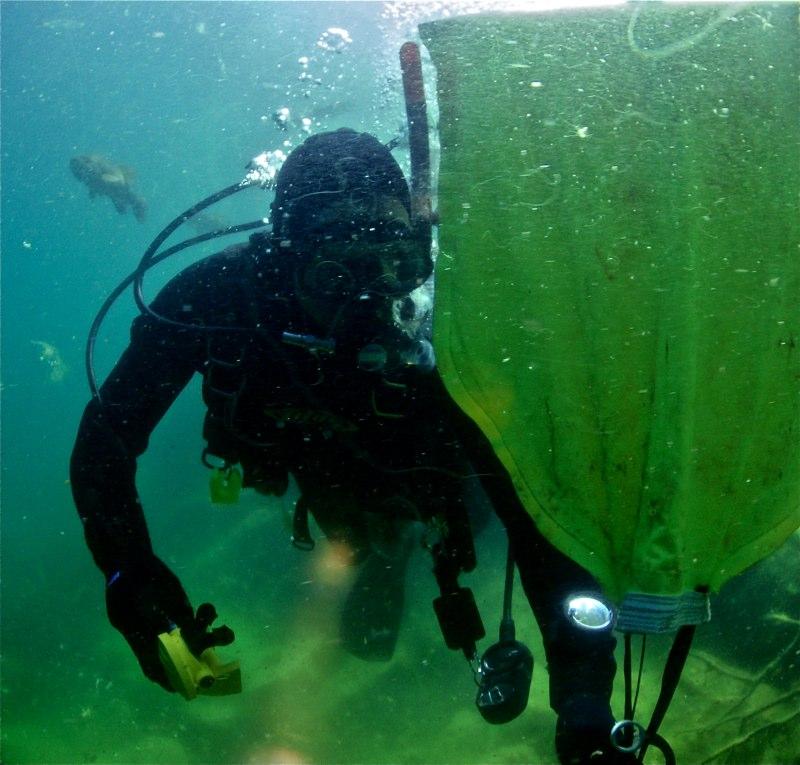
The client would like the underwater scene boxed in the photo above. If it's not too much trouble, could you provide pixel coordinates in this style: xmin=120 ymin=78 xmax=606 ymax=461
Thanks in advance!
xmin=1 ymin=2 xmax=798 ymax=764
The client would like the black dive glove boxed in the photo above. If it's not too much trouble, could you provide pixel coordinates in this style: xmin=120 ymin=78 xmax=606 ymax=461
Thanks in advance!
xmin=181 ymin=602 xmax=235 ymax=658
xmin=105 ymin=556 xmax=233 ymax=691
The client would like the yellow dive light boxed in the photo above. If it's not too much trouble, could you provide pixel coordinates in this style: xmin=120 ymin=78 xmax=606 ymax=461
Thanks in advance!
xmin=157 ymin=628 xmax=242 ymax=700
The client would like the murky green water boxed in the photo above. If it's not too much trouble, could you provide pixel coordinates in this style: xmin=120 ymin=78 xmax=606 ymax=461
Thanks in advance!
xmin=2 ymin=3 xmax=797 ymax=763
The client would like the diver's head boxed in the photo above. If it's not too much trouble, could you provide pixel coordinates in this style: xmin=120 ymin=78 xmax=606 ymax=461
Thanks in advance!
xmin=270 ymin=128 xmax=431 ymax=301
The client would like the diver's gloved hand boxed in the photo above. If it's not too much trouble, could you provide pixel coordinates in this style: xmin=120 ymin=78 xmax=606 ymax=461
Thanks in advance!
xmin=105 ymin=555 xmax=194 ymax=691
xmin=555 ymin=694 xmax=629 ymax=765
xmin=181 ymin=602 xmax=235 ymax=657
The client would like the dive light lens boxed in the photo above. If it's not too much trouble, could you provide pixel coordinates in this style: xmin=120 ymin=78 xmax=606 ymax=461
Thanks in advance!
xmin=565 ymin=595 xmax=614 ymax=630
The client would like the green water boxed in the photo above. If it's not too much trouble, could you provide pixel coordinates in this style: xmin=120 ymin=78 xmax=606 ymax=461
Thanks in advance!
xmin=2 ymin=2 xmax=798 ymax=764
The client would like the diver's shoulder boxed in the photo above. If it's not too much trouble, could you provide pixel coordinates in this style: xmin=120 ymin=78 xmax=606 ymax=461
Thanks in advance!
xmin=168 ymin=233 xmax=270 ymax=290
xmin=198 ymin=232 xmax=271 ymax=277
xmin=149 ymin=234 xmax=272 ymax=320
xmin=215 ymin=229 xmax=272 ymax=263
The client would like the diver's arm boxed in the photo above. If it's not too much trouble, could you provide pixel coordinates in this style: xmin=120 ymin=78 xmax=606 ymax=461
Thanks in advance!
xmin=69 ymin=247 xmax=239 ymax=575
xmin=70 ymin=308 xmax=204 ymax=688
xmin=70 ymin=315 xmax=199 ymax=577
xmin=70 ymin=250 xmax=253 ymax=688
xmin=71 ymin=396 xmax=155 ymax=577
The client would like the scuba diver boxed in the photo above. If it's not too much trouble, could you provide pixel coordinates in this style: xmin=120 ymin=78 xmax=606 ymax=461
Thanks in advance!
xmin=70 ymin=127 xmax=623 ymax=765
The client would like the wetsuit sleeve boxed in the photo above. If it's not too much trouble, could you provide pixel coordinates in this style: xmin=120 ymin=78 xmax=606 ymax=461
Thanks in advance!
xmin=70 ymin=298 xmax=203 ymax=579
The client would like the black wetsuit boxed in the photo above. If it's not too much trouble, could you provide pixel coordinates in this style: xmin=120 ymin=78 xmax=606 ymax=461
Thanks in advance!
xmin=71 ymin=232 xmax=616 ymax=714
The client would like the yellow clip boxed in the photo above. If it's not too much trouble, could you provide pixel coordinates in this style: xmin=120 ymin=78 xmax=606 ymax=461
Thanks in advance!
xmin=157 ymin=628 xmax=242 ymax=700
xmin=209 ymin=465 xmax=242 ymax=505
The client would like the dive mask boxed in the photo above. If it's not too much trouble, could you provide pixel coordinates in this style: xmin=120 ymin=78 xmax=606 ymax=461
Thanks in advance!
xmin=295 ymin=220 xmax=431 ymax=299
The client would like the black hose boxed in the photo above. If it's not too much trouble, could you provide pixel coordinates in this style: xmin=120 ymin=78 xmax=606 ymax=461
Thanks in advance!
xmin=644 ymin=733 xmax=676 ymax=765
xmin=86 ymin=213 xmax=267 ymax=399
xmin=636 ymin=625 xmax=695 ymax=763
xmin=132 ymin=183 xmax=250 ymax=320
xmin=498 ymin=540 xmax=516 ymax=642
xmin=624 ymin=633 xmax=633 ymax=721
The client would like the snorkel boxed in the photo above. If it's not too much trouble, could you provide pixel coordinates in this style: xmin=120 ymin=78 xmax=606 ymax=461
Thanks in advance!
xmin=400 ymin=42 xmax=434 ymax=253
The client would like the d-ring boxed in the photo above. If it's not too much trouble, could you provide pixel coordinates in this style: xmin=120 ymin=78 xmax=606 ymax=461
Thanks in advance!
xmin=610 ymin=719 xmax=646 ymax=754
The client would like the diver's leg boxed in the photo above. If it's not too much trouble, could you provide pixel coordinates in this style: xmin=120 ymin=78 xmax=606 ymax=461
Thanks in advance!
xmin=296 ymin=482 xmax=414 ymax=661
xmin=339 ymin=513 xmax=416 ymax=661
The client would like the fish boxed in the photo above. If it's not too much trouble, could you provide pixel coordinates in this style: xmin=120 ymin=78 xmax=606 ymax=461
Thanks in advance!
xmin=31 ymin=340 xmax=68 ymax=382
xmin=70 ymin=154 xmax=147 ymax=222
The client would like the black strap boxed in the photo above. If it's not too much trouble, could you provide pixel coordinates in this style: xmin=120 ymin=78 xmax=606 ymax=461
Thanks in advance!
xmin=637 ymin=624 xmax=696 ymax=763
xmin=624 ymin=633 xmax=633 ymax=721
xmin=498 ymin=539 xmax=517 ymax=642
